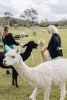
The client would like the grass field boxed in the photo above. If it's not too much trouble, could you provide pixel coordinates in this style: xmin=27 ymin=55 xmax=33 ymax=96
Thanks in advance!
xmin=0 ymin=27 xmax=67 ymax=100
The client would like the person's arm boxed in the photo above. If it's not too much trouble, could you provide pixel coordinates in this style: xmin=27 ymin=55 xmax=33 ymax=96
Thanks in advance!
xmin=51 ymin=35 xmax=61 ymax=50
xmin=20 ymin=43 xmax=26 ymax=48
xmin=52 ymin=34 xmax=63 ymax=54
xmin=52 ymin=36 xmax=63 ymax=56
xmin=22 ymin=43 xmax=28 ymax=47
xmin=9 ymin=33 xmax=20 ymax=46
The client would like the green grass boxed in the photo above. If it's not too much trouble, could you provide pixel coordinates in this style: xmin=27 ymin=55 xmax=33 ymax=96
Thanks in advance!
xmin=0 ymin=27 xmax=67 ymax=100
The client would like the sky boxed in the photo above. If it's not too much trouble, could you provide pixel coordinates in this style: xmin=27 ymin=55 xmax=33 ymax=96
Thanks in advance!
xmin=0 ymin=0 xmax=67 ymax=21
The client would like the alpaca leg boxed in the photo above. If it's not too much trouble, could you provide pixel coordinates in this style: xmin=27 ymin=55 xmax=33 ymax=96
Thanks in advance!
xmin=30 ymin=87 xmax=39 ymax=100
xmin=15 ymin=76 xmax=18 ymax=87
xmin=60 ymin=83 xmax=66 ymax=100
xmin=44 ymin=86 xmax=51 ymax=100
xmin=30 ymin=53 xmax=34 ymax=65
xmin=12 ymin=77 xmax=14 ymax=85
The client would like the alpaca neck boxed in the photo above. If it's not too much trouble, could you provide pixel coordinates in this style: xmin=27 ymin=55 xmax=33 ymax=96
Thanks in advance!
xmin=24 ymin=46 xmax=33 ymax=56
xmin=14 ymin=56 xmax=32 ymax=81
xmin=21 ymin=47 xmax=33 ymax=61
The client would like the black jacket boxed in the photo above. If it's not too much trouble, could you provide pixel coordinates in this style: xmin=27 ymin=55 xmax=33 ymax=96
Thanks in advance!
xmin=47 ymin=33 xmax=63 ymax=59
xmin=2 ymin=33 xmax=19 ymax=46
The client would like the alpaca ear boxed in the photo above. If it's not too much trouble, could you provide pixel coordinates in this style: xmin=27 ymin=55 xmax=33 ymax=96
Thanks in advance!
xmin=5 ymin=45 xmax=12 ymax=52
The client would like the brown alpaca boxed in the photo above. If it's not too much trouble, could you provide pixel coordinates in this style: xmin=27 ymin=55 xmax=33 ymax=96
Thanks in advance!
xmin=38 ymin=39 xmax=51 ymax=62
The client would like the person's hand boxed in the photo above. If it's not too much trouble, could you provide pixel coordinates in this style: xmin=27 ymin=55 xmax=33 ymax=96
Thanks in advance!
xmin=20 ymin=43 xmax=26 ymax=48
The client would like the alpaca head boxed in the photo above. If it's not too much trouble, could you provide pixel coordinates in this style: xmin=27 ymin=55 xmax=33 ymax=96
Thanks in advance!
xmin=23 ymin=41 xmax=38 ymax=49
xmin=3 ymin=48 xmax=21 ymax=66
xmin=38 ymin=39 xmax=46 ymax=49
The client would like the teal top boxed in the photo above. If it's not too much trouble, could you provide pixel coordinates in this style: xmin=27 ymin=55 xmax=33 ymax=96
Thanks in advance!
xmin=3 ymin=44 xmax=14 ymax=53
xmin=2 ymin=33 xmax=19 ymax=53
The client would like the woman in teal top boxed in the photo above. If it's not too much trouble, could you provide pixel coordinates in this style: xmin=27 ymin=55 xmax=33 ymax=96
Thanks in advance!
xmin=2 ymin=25 xmax=20 ymax=52
xmin=2 ymin=25 xmax=20 ymax=87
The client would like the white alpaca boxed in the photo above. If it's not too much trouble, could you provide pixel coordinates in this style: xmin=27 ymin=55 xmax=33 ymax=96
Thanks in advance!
xmin=3 ymin=47 xmax=67 ymax=100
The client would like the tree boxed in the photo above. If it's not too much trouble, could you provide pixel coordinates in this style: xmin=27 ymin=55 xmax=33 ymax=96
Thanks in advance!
xmin=20 ymin=8 xmax=38 ymax=27
xmin=20 ymin=8 xmax=38 ymax=35
xmin=30 ymin=8 xmax=38 ymax=22
xmin=4 ymin=11 xmax=13 ymax=25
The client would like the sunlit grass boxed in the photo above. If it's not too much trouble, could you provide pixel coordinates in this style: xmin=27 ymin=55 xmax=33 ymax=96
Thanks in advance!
xmin=0 ymin=27 xmax=67 ymax=100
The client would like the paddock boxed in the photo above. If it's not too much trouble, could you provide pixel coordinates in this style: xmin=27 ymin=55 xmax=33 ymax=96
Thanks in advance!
xmin=0 ymin=27 xmax=67 ymax=100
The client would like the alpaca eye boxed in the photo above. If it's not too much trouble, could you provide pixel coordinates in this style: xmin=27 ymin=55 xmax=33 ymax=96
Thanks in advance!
xmin=12 ymin=56 xmax=15 ymax=58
